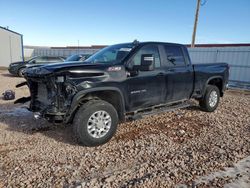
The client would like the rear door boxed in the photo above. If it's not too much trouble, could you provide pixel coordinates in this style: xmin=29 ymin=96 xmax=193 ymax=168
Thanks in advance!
xmin=126 ymin=44 xmax=166 ymax=111
xmin=161 ymin=45 xmax=193 ymax=102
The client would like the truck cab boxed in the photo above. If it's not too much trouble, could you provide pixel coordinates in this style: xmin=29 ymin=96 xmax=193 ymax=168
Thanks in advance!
xmin=125 ymin=43 xmax=194 ymax=110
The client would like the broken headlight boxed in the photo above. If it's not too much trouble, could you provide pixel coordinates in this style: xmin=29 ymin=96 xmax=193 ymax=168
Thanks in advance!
xmin=64 ymin=82 xmax=77 ymax=95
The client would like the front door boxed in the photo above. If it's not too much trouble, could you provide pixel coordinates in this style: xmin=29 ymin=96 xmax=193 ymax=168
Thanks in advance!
xmin=126 ymin=44 xmax=166 ymax=111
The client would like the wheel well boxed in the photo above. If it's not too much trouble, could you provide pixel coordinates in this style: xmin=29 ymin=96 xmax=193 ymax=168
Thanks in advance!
xmin=18 ymin=67 xmax=25 ymax=73
xmin=82 ymin=90 xmax=125 ymax=122
xmin=208 ymin=78 xmax=223 ymax=96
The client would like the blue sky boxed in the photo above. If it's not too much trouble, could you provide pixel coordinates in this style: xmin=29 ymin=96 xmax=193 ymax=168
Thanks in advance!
xmin=1 ymin=0 xmax=250 ymax=46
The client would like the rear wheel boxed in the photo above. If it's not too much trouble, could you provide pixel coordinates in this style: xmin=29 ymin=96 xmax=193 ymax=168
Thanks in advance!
xmin=73 ymin=100 xmax=118 ymax=146
xmin=199 ymin=85 xmax=220 ymax=112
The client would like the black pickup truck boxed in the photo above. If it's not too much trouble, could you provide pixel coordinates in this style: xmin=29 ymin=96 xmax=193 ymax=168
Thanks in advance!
xmin=17 ymin=41 xmax=229 ymax=146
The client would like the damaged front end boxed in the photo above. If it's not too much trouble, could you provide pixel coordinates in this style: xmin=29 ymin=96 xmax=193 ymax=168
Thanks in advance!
xmin=28 ymin=76 xmax=76 ymax=122
xmin=16 ymin=66 xmax=78 ymax=122
xmin=16 ymin=63 xmax=109 ymax=123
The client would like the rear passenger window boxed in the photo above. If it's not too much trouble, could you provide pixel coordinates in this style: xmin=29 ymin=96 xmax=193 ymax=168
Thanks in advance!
xmin=164 ymin=46 xmax=185 ymax=66
xmin=132 ymin=45 xmax=161 ymax=68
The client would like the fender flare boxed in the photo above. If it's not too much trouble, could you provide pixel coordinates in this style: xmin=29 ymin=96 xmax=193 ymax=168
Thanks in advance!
xmin=65 ymin=87 xmax=126 ymax=123
xmin=203 ymin=76 xmax=223 ymax=96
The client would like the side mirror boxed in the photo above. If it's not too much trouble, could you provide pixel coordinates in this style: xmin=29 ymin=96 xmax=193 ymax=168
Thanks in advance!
xmin=139 ymin=54 xmax=155 ymax=71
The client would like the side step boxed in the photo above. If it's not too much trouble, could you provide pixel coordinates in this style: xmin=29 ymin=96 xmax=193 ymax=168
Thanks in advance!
xmin=126 ymin=101 xmax=195 ymax=121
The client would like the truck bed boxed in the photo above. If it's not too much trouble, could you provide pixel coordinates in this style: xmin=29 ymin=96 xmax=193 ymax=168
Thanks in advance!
xmin=192 ymin=62 xmax=229 ymax=98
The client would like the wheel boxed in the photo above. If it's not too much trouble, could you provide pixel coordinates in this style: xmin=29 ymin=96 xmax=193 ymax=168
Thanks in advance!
xmin=18 ymin=68 xmax=26 ymax=77
xmin=73 ymin=100 xmax=118 ymax=146
xmin=199 ymin=85 xmax=220 ymax=112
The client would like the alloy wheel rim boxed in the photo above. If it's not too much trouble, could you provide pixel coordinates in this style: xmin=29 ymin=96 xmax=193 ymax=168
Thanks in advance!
xmin=209 ymin=90 xmax=218 ymax=107
xmin=87 ymin=110 xmax=112 ymax=138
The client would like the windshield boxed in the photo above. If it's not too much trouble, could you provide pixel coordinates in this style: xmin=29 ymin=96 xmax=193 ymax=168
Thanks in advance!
xmin=27 ymin=56 xmax=38 ymax=63
xmin=66 ymin=54 xmax=82 ymax=61
xmin=86 ymin=43 xmax=134 ymax=64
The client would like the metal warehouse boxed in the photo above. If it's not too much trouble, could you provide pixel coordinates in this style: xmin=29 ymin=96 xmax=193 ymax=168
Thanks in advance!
xmin=188 ymin=44 xmax=250 ymax=89
xmin=0 ymin=26 xmax=24 ymax=68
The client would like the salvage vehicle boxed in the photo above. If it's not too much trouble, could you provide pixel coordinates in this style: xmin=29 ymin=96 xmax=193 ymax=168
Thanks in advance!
xmin=16 ymin=41 xmax=229 ymax=146
xmin=8 ymin=56 xmax=65 ymax=77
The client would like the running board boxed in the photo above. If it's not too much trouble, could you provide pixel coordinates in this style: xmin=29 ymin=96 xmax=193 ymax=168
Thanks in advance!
xmin=126 ymin=101 xmax=194 ymax=121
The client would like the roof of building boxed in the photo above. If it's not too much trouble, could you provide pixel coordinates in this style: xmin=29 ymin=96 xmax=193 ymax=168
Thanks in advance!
xmin=25 ymin=43 xmax=250 ymax=50
xmin=0 ymin=26 xmax=23 ymax=36
xmin=51 ymin=45 xmax=107 ymax=49
xmin=186 ymin=43 xmax=250 ymax=47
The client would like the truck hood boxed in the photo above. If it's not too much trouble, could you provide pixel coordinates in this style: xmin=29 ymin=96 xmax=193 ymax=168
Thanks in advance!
xmin=25 ymin=61 xmax=109 ymax=77
xmin=43 ymin=61 xmax=98 ymax=71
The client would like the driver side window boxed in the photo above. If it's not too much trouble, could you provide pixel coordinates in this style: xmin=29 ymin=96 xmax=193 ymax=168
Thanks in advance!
xmin=132 ymin=45 xmax=161 ymax=68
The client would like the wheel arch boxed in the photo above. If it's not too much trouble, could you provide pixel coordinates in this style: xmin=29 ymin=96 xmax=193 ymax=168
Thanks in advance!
xmin=204 ymin=76 xmax=224 ymax=97
xmin=65 ymin=87 xmax=125 ymax=123
xmin=17 ymin=66 xmax=26 ymax=76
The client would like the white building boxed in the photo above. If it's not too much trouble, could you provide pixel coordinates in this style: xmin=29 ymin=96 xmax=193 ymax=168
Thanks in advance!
xmin=0 ymin=26 xmax=24 ymax=67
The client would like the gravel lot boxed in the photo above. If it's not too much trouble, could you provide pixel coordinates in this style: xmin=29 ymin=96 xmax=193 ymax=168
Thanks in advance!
xmin=0 ymin=70 xmax=249 ymax=188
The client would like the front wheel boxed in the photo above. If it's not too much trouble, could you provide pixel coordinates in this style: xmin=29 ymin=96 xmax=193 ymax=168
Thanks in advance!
xmin=73 ymin=100 xmax=118 ymax=146
xmin=199 ymin=85 xmax=220 ymax=112
xmin=18 ymin=68 xmax=26 ymax=77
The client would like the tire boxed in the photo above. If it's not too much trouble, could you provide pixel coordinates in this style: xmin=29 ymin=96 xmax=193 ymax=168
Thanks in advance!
xmin=18 ymin=68 xmax=25 ymax=77
xmin=73 ymin=100 xmax=118 ymax=146
xmin=199 ymin=85 xmax=220 ymax=112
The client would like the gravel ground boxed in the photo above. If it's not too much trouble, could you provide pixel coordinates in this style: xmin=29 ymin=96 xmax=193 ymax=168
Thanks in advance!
xmin=0 ymin=70 xmax=249 ymax=188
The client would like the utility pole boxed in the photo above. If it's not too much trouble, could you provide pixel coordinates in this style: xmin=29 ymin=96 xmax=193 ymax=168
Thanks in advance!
xmin=191 ymin=0 xmax=201 ymax=48
xmin=77 ymin=40 xmax=79 ymax=54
